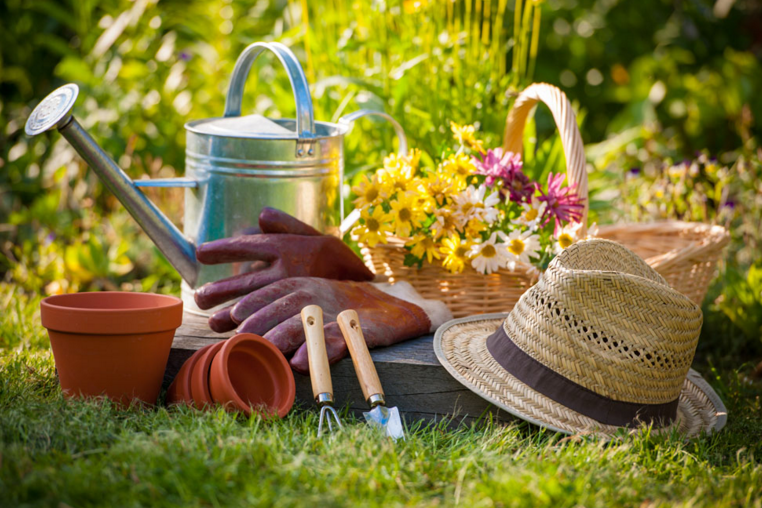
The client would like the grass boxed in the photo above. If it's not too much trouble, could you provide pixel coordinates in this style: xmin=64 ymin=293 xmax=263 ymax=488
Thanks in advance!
xmin=1 ymin=283 xmax=761 ymax=507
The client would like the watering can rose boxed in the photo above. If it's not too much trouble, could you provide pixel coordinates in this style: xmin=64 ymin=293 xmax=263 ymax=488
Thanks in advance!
xmin=350 ymin=122 xmax=594 ymax=275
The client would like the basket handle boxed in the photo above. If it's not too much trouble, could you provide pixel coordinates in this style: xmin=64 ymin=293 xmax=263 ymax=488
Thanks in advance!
xmin=503 ymin=83 xmax=589 ymax=231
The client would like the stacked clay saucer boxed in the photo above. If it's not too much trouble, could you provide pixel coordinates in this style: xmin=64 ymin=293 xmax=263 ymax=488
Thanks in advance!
xmin=166 ymin=333 xmax=295 ymax=418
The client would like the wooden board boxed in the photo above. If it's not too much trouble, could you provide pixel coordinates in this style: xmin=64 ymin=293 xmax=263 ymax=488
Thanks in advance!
xmin=166 ymin=312 xmax=510 ymax=425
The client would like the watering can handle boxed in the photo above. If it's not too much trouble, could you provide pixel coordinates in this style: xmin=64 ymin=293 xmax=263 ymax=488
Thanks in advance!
xmin=337 ymin=110 xmax=408 ymax=234
xmin=338 ymin=110 xmax=408 ymax=156
xmin=224 ymin=42 xmax=315 ymax=140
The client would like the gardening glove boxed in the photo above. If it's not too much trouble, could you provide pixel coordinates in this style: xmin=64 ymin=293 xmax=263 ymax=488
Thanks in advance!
xmin=194 ymin=207 xmax=374 ymax=311
xmin=211 ymin=277 xmax=452 ymax=374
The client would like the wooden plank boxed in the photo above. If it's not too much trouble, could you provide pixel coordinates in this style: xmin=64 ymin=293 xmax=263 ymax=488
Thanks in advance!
xmin=166 ymin=312 xmax=510 ymax=425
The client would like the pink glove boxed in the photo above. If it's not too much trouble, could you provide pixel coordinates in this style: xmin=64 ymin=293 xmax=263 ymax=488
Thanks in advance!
xmin=210 ymin=277 xmax=450 ymax=374
xmin=194 ymin=208 xmax=374 ymax=310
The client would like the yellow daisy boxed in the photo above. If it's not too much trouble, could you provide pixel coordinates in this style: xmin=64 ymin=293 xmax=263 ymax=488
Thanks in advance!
xmin=389 ymin=194 xmax=425 ymax=238
xmin=403 ymin=148 xmax=422 ymax=171
xmin=352 ymin=207 xmax=393 ymax=248
xmin=464 ymin=218 xmax=487 ymax=238
xmin=439 ymin=153 xmax=476 ymax=190
xmin=351 ymin=174 xmax=387 ymax=209
xmin=409 ymin=178 xmax=435 ymax=213
xmin=450 ymin=121 xmax=485 ymax=153
xmin=440 ymin=235 xmax=475 ymax=274
xmin=379 ymin=157 xmax=416 ymax=196
xmin=406 ymin=234 xmax=441 ymax=264
xmin=422 ymin=173 xmax=455 ymax=207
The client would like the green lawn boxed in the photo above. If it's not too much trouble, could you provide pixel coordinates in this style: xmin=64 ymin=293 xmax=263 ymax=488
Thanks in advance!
xmin=1 ymin=284 xmax=761 ymax=508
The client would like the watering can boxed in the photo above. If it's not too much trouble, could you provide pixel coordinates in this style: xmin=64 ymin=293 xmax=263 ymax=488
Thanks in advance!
xmin=25 ymin=42 xmax=406 ymax=315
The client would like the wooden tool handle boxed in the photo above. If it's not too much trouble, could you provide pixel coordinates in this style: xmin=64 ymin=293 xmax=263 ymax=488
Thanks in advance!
xmin=337 ymin=310 xmax=384 ymax=403
xmin=301 ymin=305 xmax=333 ymax=400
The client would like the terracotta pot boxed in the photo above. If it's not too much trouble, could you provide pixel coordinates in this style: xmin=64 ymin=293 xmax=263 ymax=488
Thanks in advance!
xmin=166 ymin=343 xmax=215 ymax=406
xmin=209 ymin=333 xmax=295 ymax=418
xmin=190 ymin=341 xmax=225 ymax=408
xmin=40 ymin=292 xmax=182 ymax=405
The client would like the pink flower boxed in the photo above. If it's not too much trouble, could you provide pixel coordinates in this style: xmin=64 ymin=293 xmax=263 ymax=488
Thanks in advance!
xmin=538 ymin=173 xmax=584 ymax=232
xmin=473 ymin=149 xmax=534 ymax=202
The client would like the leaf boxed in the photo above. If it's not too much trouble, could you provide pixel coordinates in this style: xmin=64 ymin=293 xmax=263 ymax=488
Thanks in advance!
xmin=120 ymin=60 xmax=150 ymax=80
xmin=403 ymin=253 xmax=424 ymax=269
xmin=55 ymin=56 xmax=95 ymax=85
xmin=746 ymin=263 xmax=762 ymax=304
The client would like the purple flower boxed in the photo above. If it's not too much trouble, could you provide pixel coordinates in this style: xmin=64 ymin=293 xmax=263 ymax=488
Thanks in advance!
xmin=538 ymin=173 xmax=585 ymax=232
xmin=628 ymin=167 xmax=641 ymax=175
xmin=473 ymin=148 xmax=534 ymax=202
xmin=179 ymin=51 xmax=191 ymax=61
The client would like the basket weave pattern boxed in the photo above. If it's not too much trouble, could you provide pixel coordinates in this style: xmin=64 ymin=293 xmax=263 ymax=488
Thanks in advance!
xmin=361 ymin=238 xmax=537 ymax=318
xmin=596 ymin=221 xmax=729 ymax=305
xmin=362 ymin=83 xmax=729 ymax=316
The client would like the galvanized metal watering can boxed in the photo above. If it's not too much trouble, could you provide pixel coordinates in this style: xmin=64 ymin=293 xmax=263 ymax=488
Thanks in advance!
xmin=26 ymin=42 xmax=406 ymax=314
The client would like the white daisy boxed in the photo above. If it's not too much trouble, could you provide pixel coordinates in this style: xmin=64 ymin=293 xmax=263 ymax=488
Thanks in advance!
xmin=474 ymin=185 xmax=501 ymax=224
xmin=500 ymin=229 xmax=541 ymax=271
xmin=553 ymin=221 xmax=584 ymax=254
xmin=512 ymin=196 xmax=547 ymax=231
xmin=452 ymin=185 xmax=481 ymax=228
xmin=470 ymin=232 xmax=508 ymax=274
xmin=431 ymin=208 xmax=458 ymax=238
xmin=452 ymin=185 xmax=501 ymax=228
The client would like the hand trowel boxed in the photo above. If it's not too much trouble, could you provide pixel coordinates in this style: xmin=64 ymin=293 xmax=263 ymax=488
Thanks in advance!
xmin=337 ymin=310 xmax=405 ymax=440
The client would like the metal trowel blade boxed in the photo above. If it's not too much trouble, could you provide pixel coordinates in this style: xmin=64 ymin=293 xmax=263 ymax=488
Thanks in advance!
xmin=363 ymin=405 xmax=405 ymax=440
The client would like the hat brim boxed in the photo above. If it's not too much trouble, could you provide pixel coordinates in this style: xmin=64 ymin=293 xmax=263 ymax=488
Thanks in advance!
xmin=433 ymin=314 xmax=728 ymax=437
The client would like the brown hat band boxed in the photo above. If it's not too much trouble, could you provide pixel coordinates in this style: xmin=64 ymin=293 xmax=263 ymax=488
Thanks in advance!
xmin=485 ymin=325 xmax=679 ymax=428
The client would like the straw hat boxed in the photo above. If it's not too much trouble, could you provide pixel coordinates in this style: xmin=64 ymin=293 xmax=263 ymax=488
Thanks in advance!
xmin=434 ymin=239 xmax=727 ymax=437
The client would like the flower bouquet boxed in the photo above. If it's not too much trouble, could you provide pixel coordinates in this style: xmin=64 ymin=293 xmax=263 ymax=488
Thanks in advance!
xmin=351 ymin=121 xmax=594 ymax=317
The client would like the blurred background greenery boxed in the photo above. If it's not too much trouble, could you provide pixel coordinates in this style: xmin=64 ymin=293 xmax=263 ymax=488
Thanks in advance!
xmin=1 ymin=0 xmax=760 ymax=368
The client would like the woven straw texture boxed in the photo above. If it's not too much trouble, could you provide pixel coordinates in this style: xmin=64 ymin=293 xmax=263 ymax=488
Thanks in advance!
xmin=435 ymin=317 xmax=725 ymax=437
xmin=433 ymin=239 xmax=726 ymax=437
xmin=596 ymin=221 xmax=730 ymax=305
xmin=362 ymin=83 xmax=728 ymax=316
xmin=504 ymin=239 xmax=702 ymax=405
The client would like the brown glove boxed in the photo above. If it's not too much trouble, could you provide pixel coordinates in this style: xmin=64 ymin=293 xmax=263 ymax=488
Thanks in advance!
xmin=212 ymin=277 xmax=434 ymax=374
xmin=194 ymin=208 xmax=374 ymax=310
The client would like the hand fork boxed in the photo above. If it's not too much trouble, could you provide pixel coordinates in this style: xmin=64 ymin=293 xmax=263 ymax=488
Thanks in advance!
xmin=301 ymin=305 xmax=342 ymax=437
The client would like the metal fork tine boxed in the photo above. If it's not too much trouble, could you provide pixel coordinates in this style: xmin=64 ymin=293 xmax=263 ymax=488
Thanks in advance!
xmin=318 ymin=405 xmax=343 ymax=437
xmin=318 ymin=409 xmax=325 ymax=438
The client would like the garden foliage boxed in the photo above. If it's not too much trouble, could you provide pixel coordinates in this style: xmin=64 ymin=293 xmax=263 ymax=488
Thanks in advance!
xmin=0 ymin=0 xmax=760 ymax=357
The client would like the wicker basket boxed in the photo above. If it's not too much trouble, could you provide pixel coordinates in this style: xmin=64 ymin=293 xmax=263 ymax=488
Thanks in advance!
xmin=595 ymin=221 xmax=729 ymax=304
xmin=362 ymin=83 xmax=729 ymax=317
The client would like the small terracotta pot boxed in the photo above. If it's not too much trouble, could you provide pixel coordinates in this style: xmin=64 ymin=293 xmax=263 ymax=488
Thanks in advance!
xmin=40 ymin=292 xmax=182 ymax=405
xmin=190 ymin=341 xmax=225 ymax=408
xmin=166 ymin=343 xmax=215 ymax=406
xmin=209 ymin=333 xmax=295 ymax=418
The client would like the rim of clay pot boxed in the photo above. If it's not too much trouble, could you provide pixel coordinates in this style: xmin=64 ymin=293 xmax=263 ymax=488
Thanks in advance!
xmin=191 ymin=341 xmax=225 ymax=409
xmin=167 ymin=343 xmax=215 ymax=406
xmin=209 ymin=333 xmax=295 ymax=418
xmin=41 ymin=291 xmax=183 ymax=335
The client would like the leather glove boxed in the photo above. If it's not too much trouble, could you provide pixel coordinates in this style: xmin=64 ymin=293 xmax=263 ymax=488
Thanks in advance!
xmin=194 ymin=208 xmax=374 ymax=310
xmin=210 ymin=277 xmax=452 ymax=374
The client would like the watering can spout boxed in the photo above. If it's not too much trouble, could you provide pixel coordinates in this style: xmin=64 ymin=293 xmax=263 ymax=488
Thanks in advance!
xmin=25 ymin=84 xmax=199 ymax=286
